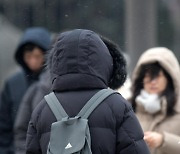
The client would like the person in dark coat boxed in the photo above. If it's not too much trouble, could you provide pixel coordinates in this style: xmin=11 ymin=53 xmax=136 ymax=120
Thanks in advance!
xmin=26 ymin=29 xmax=150 ymax=154
xmin=14 ymin=35 xmax=129 ymax=154
xmin=14 ymin=70 xmax=51 ymax=154
xmin=0 ymin=27 xmax=51 ymax=154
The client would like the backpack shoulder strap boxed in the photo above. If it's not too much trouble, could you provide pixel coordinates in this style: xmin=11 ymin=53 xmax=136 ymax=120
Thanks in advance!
xmin=78 ymin=89 xmax=117 ymax=119
xmin=44 ymin=92 xmax=68 ymax=121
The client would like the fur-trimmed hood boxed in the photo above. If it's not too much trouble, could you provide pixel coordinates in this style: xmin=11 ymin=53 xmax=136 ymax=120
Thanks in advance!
xmin=132 ymin=47 xmax=180 ymax=112
xmin=47 ymin=29 xmax=126 ymax=91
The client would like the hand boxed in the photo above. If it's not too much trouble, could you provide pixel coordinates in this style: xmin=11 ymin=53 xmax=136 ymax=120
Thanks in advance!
xmin=144 ymin=131 xmax=164 ymax=149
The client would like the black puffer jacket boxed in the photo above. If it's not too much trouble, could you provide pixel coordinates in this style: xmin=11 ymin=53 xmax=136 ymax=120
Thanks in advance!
xmin=26 ymin=29 xmax=150 ymax=154
xmin=0 ymin=27 xmax=50 ymax=154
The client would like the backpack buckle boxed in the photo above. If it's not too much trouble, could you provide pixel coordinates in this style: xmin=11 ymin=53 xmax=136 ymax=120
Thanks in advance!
xmin=62 ymin=116 xmax=81 ymax=125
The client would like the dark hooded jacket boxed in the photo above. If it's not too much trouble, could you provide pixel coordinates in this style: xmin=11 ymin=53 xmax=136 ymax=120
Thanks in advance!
xmin=15 ymin=35 xmax=126 ymax=154
xmin=0 ymin=27 xmax=50 ymax=154
xmin=26 ymin=29 xmax=150 ymax=154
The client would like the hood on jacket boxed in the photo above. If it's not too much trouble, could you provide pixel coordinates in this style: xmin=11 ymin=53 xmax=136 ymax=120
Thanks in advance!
xmin=15 ymin=27 xmax=51 ymax=72
xmin=47 ymin=29 xmax=127 ymax=91
xmin=132 ymin=47 xmax=180 ymax=112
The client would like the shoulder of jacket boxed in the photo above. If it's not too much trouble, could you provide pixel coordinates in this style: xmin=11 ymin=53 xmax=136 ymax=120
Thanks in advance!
xmin=106 ymin=92 xmax=133 ymax=116
xmin=6 ymin=70 xmax=25 ymax=83
xmin=31 ymin=99 xmax=47 ymax=121
xmin=110 ymin=92 xmax=132 ymax=107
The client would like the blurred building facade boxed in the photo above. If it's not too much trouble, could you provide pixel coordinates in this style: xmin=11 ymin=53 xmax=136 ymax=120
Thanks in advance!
xmin=0 ymin=0 xmax=180 ymax=89
xmin=0 ymin=15 xmax=21 ymax=89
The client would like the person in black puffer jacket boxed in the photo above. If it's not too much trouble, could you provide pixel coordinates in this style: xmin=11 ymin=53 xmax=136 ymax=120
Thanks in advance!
xmin=26 ymin=29 xmax=150 ymax=154
xmin=0 ymin=27 xmax=51 ymax=154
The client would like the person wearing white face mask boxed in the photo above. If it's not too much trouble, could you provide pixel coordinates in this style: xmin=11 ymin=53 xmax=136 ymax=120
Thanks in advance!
xmin=130 ymin=47 xmax=180 ymax=154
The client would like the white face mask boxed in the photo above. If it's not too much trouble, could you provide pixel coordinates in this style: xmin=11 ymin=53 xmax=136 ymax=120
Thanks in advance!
xmin=135 ymin=90 xmax=161 ymax=114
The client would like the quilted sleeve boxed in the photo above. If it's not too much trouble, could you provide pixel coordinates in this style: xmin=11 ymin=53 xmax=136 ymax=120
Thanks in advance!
xmin=116 ymin=103 xmax=150 ymax=154
xmin=25 ymin=105 xmax=42 ymax=154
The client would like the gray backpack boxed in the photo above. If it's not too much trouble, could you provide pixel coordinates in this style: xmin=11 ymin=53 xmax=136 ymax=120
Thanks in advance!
xmin=44 ymin=89 xmax=116 ymax=154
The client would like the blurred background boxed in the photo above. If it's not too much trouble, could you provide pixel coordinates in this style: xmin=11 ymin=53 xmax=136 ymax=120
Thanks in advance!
xmin=0 ymin=0 xmax=180 ymax=89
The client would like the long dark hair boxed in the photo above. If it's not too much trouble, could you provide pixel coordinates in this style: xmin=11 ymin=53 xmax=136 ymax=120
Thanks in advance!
xmin=131 ymin=62 xmax=176 ymax=116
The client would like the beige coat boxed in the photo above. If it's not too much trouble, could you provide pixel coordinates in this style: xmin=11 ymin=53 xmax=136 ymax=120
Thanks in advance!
xmin=132 ymin=47 xmax=180 ymax=154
